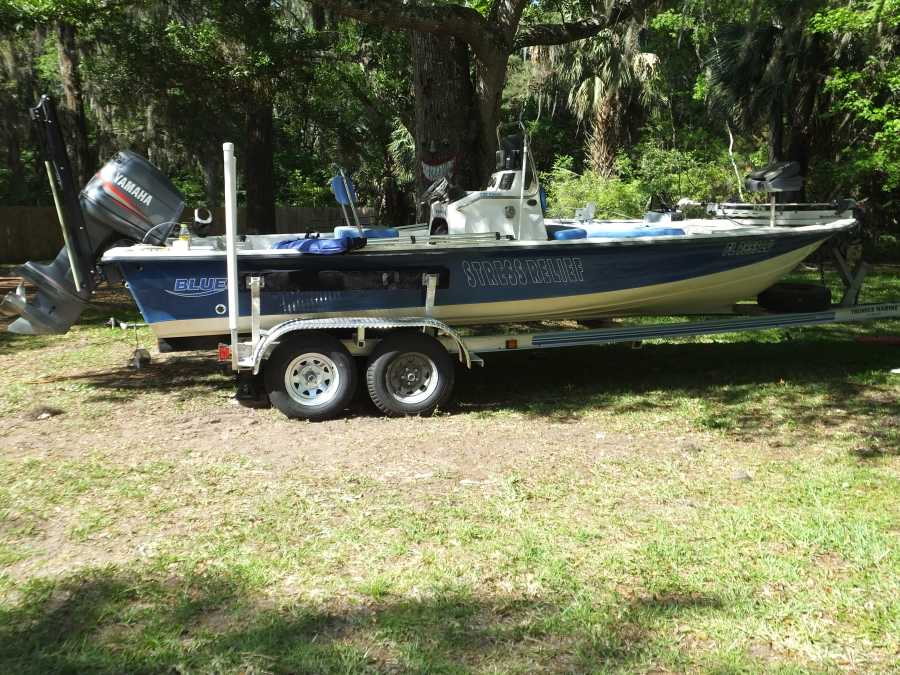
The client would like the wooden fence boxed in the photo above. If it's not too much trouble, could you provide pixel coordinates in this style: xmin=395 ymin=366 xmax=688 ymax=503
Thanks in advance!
xmin=0 ymin=206 xmax=373 ymax=263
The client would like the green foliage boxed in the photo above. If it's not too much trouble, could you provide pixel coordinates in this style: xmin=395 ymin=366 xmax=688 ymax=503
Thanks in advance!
xmin=283 ymin=171 xmax=331 ymax=208
xmin=542 ymin=142 xmax=754 ymax=218
xmin=810 ymin=0 xmax=900 ymax=193
xmin=633 ymin=144 xmax=739 ymax=202
xmin=542 ymin=155 xmax=646 ymax=218
xmin=167 ymin=171 xmax=206 ymax=207
xmin=387 ymin=121 xmax=416 ymax=186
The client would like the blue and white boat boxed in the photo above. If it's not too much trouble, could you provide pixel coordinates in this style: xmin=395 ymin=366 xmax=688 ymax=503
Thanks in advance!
xmin=99 ymin=146 xmax=855 ymax=349
xmin=3 ymin=97 xmax=856 ymax=349
xmin=103 ymin=216 xmax=850 ymax=349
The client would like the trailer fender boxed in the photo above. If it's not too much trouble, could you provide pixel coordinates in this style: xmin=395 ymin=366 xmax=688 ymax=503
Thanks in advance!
xmin=249 ymin=316 xmax=477 ymax=375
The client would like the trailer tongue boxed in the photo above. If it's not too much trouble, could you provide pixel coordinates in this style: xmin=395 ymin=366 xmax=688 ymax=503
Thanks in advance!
xmin=1 ymin=95 xmax=184 ymax=334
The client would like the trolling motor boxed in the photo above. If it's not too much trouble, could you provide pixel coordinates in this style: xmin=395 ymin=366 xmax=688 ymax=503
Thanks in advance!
xmin=1 ymin=96 xmax=185 ymax=334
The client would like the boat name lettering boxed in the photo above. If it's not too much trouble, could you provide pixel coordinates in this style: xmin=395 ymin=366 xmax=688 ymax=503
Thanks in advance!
xmin=722 ymin=240 xmax=775 ymax=256
xmin=165 ymin=277 xmax=227 ymax=298
xmin=113 ymin=172 xmax=153 ymax=206
xmin=462 ymin=258 xmax=584 ymax=288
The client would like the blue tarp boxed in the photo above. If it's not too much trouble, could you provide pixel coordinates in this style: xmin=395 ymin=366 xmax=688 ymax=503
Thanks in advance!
xmin=272 ymin=237 xmax=365 ymax=254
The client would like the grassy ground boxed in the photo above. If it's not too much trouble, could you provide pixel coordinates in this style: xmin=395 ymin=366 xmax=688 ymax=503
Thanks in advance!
xmin=0 ymin=267 xmax=898 ymax=673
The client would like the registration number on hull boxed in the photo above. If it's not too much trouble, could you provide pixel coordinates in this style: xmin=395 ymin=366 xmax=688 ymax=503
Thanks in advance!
xmin=722 ymin=240 xmax=775 ymax=256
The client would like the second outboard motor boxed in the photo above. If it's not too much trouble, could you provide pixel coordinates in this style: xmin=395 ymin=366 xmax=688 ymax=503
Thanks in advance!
xmin=1 ymin=96 xmax=184 ymax=335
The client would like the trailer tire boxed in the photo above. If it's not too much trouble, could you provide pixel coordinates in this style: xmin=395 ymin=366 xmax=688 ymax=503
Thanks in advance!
xmin=264 ymin=334 xmax=357 ymax=420
xmin=758 ymin=283 xmax=832 ymax=313
xmin=366 ymin=332 xmax=455 ymax=417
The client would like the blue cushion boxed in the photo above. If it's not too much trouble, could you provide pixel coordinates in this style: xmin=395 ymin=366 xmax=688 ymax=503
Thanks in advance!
xmin=587 ymin=227 xmax=685 ymax=239
xmin=550 ymin=227 xmax=587 ymax=240
xmin=334 ymin=226 xmax=399 ymax=239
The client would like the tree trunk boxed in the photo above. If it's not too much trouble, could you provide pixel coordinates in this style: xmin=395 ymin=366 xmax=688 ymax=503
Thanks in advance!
xmin=767 ymin=95 xmax=783 ymax=164
xmin=412 ymin=30 xmax=479 ymax=202
xmin=56 ymin=21 xmax=94 ymax=188
xmin=245 ymin=101 xmax=276 ymax=233
xmin=0 ymin=38 xmax=26 ymax=202
xmin=587 ymin=95 xmax=622 ymax=176
xmin=473 ymin=55 xmax=508 ymax=187
xmin=199 ymin=150 xmax=221 ymax=207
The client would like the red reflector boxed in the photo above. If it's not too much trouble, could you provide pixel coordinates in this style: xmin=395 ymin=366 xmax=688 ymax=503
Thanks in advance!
xmin=217 ymin=343 xmax=231 ymax=362
xmin=505 ymin=339 xmax=518 ymax=349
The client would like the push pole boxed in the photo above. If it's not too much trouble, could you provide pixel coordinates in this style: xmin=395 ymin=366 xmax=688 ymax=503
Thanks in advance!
xmin=224 ymin=142 xmax=240 ymax=370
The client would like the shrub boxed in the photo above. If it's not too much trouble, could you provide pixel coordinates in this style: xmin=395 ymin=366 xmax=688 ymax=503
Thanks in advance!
xmin=541 ymin=156 xmax=647 ymax=219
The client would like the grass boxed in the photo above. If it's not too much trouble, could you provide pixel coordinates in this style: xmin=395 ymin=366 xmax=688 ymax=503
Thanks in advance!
xmin=0 ymin=267 xmax=899 ymax=673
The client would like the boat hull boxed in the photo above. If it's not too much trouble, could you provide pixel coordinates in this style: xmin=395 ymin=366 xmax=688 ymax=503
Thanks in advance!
xmin=108 ymin=230 xmax=833 ymax=340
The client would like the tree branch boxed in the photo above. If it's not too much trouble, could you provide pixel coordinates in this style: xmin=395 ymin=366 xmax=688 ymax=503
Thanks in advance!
xmin=513 ymin=1 xmax=651 ymax=49
xmin=488 ymin=0 xmax=529 ymax=45
xmin=305 ymin=0 xmax=493 ymax=57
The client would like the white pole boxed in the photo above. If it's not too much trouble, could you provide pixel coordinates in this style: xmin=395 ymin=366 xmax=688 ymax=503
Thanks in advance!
xmin=224 ymin=142 xmax=240 ymax=370
xmin=517 ymin=133 xmax=528 ymax=240
xmin=726 ymin=122 xmax=745 ymax=202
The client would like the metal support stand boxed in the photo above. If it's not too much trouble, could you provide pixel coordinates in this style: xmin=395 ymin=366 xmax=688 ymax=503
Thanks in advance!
xmin=423 ymin=273 xmax=439 ymax=317
xmin=831 ymin=247 xmax=869 ymax=307
xmin=248 ymin=276 xmax=263 ymax=345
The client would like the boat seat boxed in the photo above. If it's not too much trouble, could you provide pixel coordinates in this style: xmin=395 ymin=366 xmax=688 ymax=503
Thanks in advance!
xmin=334 ymin=226 xmax=399 ymax=239
xmin=546 ymin=224 xmax=587 ymax=240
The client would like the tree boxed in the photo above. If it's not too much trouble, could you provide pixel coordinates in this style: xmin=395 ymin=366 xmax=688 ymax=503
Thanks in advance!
xmin=2 ymin=0 xmax=103 ymax=189
xmin=306 ymin=0 xmax=654 ymax=188
xmin=810 ymin=0 xmax=900 ymax=194
xmin=533 ymin=20 xmax=660 ymax=175
xmin=705 ymin=1 xmax=831 ymax=170
xmin=55 ymin=20 xmax=95 ymax=187
xmin=411 ymin=31 xmax=477 ymax=197
xmin=87 ymin=0 xmax=327 ymax=232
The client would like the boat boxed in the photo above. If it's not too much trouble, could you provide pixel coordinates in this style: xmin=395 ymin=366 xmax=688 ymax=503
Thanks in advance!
xmin=4 ymin=97 xmax=856 ymax=352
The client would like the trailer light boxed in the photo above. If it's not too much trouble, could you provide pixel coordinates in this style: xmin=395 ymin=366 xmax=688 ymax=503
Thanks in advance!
xmin=505 ymin=339 xmax=518 ymax=349
xmin=217 ymin=343 xmax=232 ymax=362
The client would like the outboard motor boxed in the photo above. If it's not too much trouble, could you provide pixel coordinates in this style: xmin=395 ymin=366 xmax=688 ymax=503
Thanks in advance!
xmin=1 ymin=96 xmax=184 ymax=334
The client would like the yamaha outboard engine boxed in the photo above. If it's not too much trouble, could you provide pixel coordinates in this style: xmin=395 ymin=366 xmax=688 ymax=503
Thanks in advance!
xmin=1 ymin=96 xmax=184 ymax=334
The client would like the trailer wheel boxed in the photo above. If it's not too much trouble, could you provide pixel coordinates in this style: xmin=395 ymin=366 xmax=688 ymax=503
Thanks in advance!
xmin=264 ymin=334 xmax=357 ymax=420
xmin=366 ymin=332 xmax=455 ymax=417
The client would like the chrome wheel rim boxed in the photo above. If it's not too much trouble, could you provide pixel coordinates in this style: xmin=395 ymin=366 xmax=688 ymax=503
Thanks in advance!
xmin=385 ymin=352 xmax=438 ymax=405
xmin=284 ymin=352 xmax=340 ymax=407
